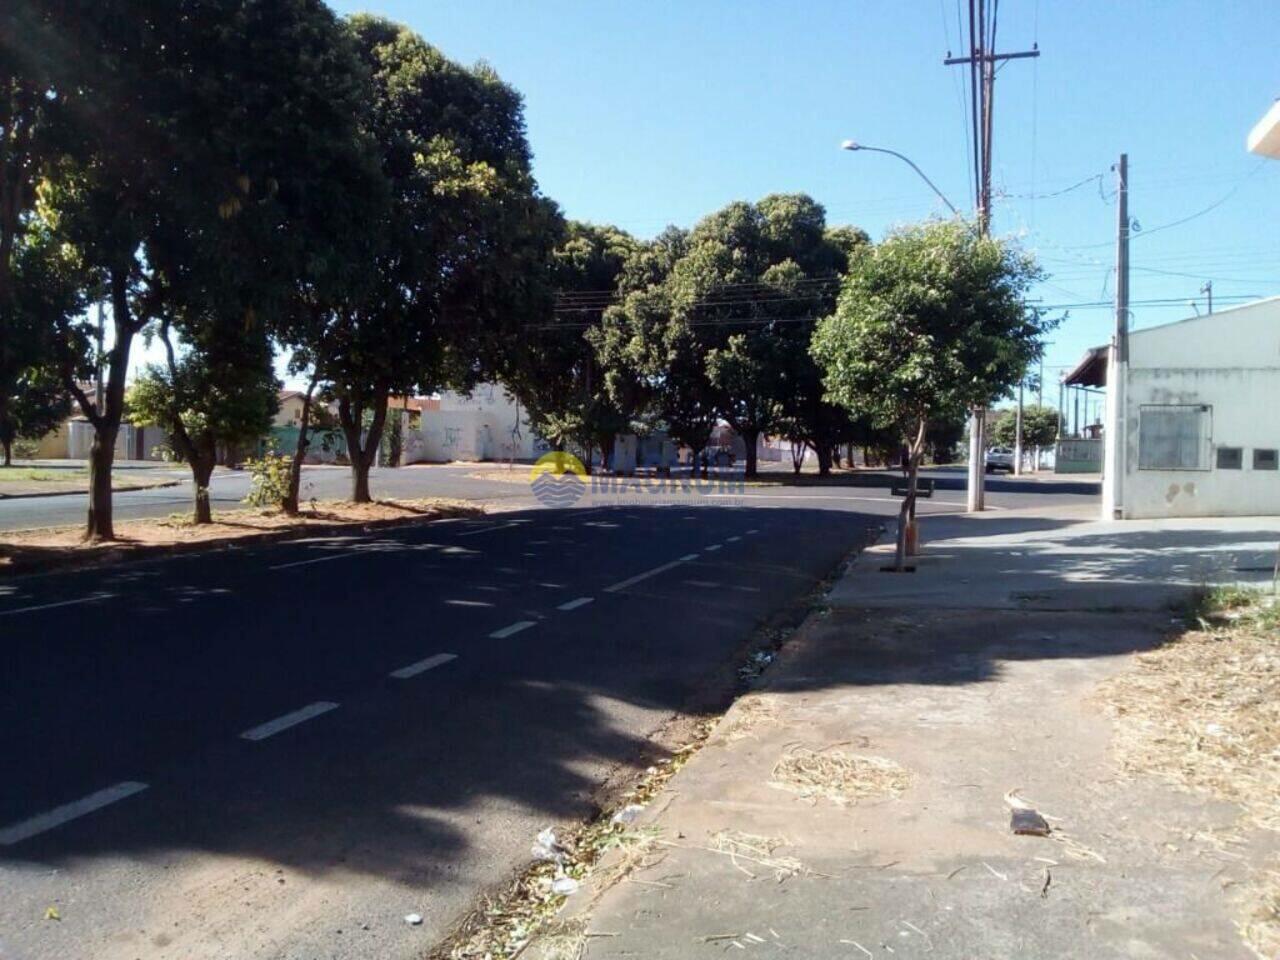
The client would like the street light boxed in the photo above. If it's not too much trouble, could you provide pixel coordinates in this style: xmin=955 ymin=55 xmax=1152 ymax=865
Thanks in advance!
xmin=839 ymin=140 xmax=961 ymax=216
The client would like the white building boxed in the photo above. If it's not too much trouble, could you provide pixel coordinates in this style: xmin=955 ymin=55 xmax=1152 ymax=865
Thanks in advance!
xmin=403 ymin=383 xmax=548 ymax=464
xmin=1100 ymin=296 xmax=1280 ymax=519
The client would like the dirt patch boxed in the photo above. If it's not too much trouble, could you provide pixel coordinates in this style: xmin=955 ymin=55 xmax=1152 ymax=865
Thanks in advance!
xmin=0 ymin=498 xmax=483 ymax=576
xmin=1096 ymin=587 xmax=1280 ymax=958
xmin=769 ymin=745 xmax=913 ymax=805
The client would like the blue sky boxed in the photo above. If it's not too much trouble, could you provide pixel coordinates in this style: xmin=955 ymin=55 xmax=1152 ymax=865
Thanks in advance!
xmin=117 ymin=3 xmax=1280 ymax=401
xmin=326 ymin=0 xmax=1280 ymax=400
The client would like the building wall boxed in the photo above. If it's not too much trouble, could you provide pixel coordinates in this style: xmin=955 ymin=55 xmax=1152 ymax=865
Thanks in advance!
xmin=1120 ymin=298 xmax=1280 ymax=518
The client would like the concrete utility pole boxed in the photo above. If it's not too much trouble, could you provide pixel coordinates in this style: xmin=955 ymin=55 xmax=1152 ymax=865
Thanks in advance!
xmin=1102 ymin=154 xmax=1129 ymax=520
xmin=1014 ymin=381 xmax=1024 ymax=476
xmin=946 ymin=1 xmax=1039 ymax=511
xmin=1201 ymin=280 xmax=1213 ymax=314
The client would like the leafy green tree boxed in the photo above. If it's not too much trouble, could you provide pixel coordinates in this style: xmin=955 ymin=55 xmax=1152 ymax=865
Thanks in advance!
xmin=31 ymin=0 xmax=381 ymax=538
xmin=128 ymin=320 xmax=279 ymax=523
xmin=812 ymin=219 xmax=1051 ymax=567
xmin=670 ymin=194 xmax=851 ymax=477
xmin=307 ymin=15 xmax=552 ymax=502
xmin=989 ymin=404 xmax=1060 ymax=449
xmin=0 ymin=231 xmax=81 ymax=466
xmin=504 ymin=220 xmax=637 ymax=470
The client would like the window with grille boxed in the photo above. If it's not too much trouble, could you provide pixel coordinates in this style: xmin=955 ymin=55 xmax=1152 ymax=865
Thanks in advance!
xmin=1254 ymin=448 xmax=1278 ymax=471
xmin=1138 ymin=405 xmax=1211 ymax=470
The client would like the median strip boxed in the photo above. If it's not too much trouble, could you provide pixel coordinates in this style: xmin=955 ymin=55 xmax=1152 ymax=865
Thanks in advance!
xmin=0 ymin=782 xmax=149 ymax=846
xmin=239 ymin=701 xmax=339 ymax=742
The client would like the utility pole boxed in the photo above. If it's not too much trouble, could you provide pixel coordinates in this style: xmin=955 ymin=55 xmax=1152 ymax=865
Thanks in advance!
xmin=1201 ymin=280 xmax=1213 ymax=314
xmin=1102 ymin=154 xmax=1129 ymax=520
xmin=946 ymin=1 xmax=1039 ymax=511
xmin=1014 ymin=381 xmax=1024 ymax=476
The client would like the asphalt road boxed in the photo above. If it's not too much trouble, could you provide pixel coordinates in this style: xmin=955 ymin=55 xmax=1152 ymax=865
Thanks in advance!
xmin=0 ymin=471 xmax=1098 ymax=960
xmin=0 ymin=461 xmax=1100 ymax=531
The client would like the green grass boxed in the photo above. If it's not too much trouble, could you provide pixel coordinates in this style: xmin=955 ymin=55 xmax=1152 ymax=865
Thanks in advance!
xmin=0 ymin=467 xmax=89 ymax=483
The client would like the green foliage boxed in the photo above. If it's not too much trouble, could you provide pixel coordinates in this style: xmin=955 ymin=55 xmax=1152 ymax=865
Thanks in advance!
xmin=989 ymin=404 xmax=1061 ymax=448
xmin=126 ymin=330 xmax=279 ymax=468
xmin=812 ymin=219 xmax=1053 ymax=443
xmin=243 ymin=445 xmax=293 ymax=509
xmin=506 ymin=221 xmax=637 ymax=460
xmin=0 ymin=229 xmax=81 ymax=463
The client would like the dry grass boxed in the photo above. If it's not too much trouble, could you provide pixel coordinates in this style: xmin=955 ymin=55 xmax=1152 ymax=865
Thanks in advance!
xmin=437 ymin=721 xmax=716 ymax=960
xmin=769 ymin=745 xmax=912 ymax=805
xmin=706 ymin=830 xmax=804 ymax=882
xmin=1097 ymin=587 xmax=1280 ymax=959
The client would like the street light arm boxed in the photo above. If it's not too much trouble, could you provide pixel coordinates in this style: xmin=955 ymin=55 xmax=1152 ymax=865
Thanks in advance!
xmin=841 ymin=142 xmax=961 ymax=216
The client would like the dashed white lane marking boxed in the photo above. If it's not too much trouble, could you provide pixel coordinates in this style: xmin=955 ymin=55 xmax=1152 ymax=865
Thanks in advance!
xmin=684 ymin=579 xmax=720 ymax=588
xmin=390 ymin=653 xmax=457 ymax=679
xmin=745 ymin=529 xmax=760 ymax=535
xmin=239 ymin=702 xmax=339 ymax=741
xmin=269 ymin=553 xmax=357 ymax=571
xmin=704 ymin=544 xmax=722 ymax=552
xmin=458 ymin=521 xmax=524 ymax=538
xmin=0 ymin=782 xmax=149 ymax=846
xmin=726 ymin=536 xmax=742 ymax=542
xmin=557 ymin=597 xmax=594 ymax=611
xmin=0 ymin=594 xmax=110 ymax=617
xmin=603 ymin=554 xmax=700 ymax=594
xmin=490 ymin=620 xmax=536 ymax=639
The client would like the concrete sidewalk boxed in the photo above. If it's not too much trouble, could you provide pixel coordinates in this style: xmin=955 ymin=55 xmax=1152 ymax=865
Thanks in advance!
xmin=532 ymin=506 xmax=1280 ymax=960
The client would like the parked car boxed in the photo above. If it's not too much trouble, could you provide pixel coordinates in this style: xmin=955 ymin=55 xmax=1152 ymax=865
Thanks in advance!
xmin=984 ymin=446 xmax=1015 ymax=473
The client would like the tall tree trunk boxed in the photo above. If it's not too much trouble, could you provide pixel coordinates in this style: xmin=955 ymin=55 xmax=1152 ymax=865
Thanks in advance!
xmin=191 ymin=456 xmax=215 ymax=524
xmin=894 ymin=417 xmax=929 ymax=567
xmin=2 ymin=437 xmax=11 ymax=467
xmin=741 ymin=427 xmax=759 ymax=478
xmin=816 ymin=444 xmax=833 ymax=476
xmin=77 ymin=269 xmax=139 ymax=541
xmin=338 ymin=389 xmax=388 ymax=504
xmin=87 ymin=433 xmax=115 ymax=540
xmin=283 ymin=377 xmax=317 ymax=516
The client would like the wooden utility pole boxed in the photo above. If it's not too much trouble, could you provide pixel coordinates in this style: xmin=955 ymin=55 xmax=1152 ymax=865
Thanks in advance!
xmin=946 ymin=1 xmax=1039 ymax=510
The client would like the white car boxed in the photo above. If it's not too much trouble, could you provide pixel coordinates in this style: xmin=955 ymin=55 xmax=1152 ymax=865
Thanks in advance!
xmin=984 ymin=447 xmax=1015 ymax=474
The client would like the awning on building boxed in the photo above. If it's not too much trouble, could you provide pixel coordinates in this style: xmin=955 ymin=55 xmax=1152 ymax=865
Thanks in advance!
xmin=1063 ymin=345 xmax=1108 ymax=387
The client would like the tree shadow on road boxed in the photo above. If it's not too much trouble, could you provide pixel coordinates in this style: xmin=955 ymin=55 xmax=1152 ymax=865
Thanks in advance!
xmin=2 ymin=500 xmax=1270 ymax=953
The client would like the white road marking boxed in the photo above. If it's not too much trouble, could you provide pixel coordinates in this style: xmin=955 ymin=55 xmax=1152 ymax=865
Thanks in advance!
xmin=239 ymin=702 xmax=339 ymax=741
xmin=726 ymin=536 xmax=742 ymax=542
xmin=0 ymin=594 xmax=110 ymax=617
xmin=490 ymin=620 xmax=536 ymax=639
xmin=459 ymin=521 xmax=524 ymax=538
xmin=557 ymin=597 xmax=594 ymax=611
xmin=604 ymin=554 xmax=699 ymax=593
xmin=683 ymin=579 xmax=720 ymax=588
xmin=745 ymin=529 xmax=760 ymax=534
xmin=269 ymin=553 xmax=357 ymax=571
xmin=704 ymin=544 xmax=722 ymax=552
xmin=390 ymin=653 xmax=457 ymax=679
xmin=0 ymin=782 xmax=148 ymax=846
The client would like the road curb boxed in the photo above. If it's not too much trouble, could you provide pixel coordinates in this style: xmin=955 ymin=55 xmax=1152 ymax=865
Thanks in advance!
xmin=0 ymin=479 xmax=183 ymax=501
xmin=0 ymin=506 xmax=483 ymax=579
